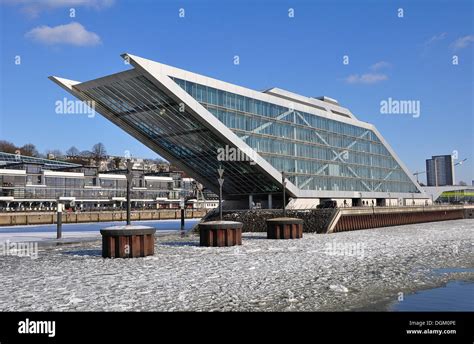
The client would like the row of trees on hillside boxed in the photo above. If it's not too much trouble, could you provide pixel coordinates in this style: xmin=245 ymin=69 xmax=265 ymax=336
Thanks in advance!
xmin=0 ymin=140 xmax=108 ymax=162
xmin=0 ymin=140 xmax=167 ymax=171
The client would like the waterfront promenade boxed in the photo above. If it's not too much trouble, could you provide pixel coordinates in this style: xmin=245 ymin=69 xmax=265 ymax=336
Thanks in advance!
xmin=0 ymin=209 xmax=208 ymax=226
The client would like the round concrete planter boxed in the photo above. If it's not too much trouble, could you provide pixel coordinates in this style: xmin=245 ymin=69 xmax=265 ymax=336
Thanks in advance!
xmin=199 ymin=221 xmax=243 ymax=247
xmin=266 ymin=217 xmax=303 ymax=239
xmin=100 ymin=225 xmax=156 ymax=258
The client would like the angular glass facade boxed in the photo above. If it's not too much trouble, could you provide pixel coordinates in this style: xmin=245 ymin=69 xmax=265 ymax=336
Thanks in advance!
xmin=171 ymin=78 xmax=419 ymax=194
xmin=51 ymin=54 xmax=425 ymax=201
xmin=78 ymin=74 xmax=281 ymax=197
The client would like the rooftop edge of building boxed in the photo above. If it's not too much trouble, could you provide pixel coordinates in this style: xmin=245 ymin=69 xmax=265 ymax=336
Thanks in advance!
xmin=121 ymin=53 xmax=356 ymax=120
xmin=262 ymin=87 xmax=352 ymax=119
xmin=56 ymin=53 xmax=356 ymax=121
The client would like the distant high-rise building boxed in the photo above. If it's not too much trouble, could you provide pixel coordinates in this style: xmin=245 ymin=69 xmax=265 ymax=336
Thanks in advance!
xmin=426 ymin=155 xmax=455 ymax=186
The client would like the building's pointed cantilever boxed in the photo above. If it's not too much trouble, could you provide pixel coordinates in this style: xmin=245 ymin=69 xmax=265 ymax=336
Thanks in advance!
xmin=48 ymin=76 xmax=81 ymax=92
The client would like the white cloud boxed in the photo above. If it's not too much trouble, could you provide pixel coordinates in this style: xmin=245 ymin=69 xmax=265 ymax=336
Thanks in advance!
xmin=25 ymin=22 xmax=101 ymax=46
xmin=423 ymin=32 xmax=447 ymax=47
xmin=3 ymin=0 xmax=114 ymax=17
xmin=451 ymin=35 xmax=474 ymax=51
xmin=345 ymin=73 xmax=388 ymax=85
xmin=343 ymin=61 xmax=391 ymax=85
xmin=370 ymin=61 xmax=392 ymax=71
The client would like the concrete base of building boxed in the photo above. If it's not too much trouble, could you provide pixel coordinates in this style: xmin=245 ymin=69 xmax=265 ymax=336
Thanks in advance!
xmin=287 ymin=197 xmax=432 ymax=209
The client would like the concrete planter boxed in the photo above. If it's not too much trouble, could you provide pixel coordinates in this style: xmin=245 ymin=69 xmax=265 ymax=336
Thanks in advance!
xmin=199 ymin=221 xmax=243 ymax=247
xmin=266 ymin=217 xmax=303 ymax=239
xmin=100 ymin=225 xmax=156 ymax=258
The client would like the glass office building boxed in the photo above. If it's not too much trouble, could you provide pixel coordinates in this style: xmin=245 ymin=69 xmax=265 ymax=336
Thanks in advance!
xmin=50 ymin=54 xmax=429 ymax=208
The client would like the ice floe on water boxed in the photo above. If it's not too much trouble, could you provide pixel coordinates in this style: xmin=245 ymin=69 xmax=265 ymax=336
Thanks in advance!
xmin=0 ymin=219 xmax=472 ymax=311
xmin=329 ymin=285 xmax=349 ymax=293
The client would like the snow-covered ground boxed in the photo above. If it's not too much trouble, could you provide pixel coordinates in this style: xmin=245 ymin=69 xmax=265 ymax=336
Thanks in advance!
xmin=0 ymin=219 xmax=473 ymax=311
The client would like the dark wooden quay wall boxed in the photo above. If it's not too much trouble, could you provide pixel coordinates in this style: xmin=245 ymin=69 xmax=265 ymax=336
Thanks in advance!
xmin=328 ymin=205 xmax=471 ymax=233
xmin=332 ymin=209 xmax=465 ymax=233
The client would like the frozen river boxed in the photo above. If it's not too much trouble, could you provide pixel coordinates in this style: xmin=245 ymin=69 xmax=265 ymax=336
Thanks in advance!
xmin=0 ymin=219 xmax=473 ymax=311
xmin=0 ymin=219 xmax=200 ymax=243
xmin=0 ymin=219 xmax=200 ymax=233
xmin=390 ymin=279 xmax=474 ymax=311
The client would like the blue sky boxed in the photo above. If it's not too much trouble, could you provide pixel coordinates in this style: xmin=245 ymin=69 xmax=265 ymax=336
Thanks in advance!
xmin=0 ymin=0 xmax=473 ymax=184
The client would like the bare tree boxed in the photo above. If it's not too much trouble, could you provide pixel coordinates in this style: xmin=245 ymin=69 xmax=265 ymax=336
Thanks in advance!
xmin=21 ymin=143 xmax=39 ymax=157
xmin=0 ymin=140 xmax=18 ymax=154
xmin=66 ymin=146 xmax=80 ymax=157
xmin=80 ymin=150 xmax=93 ymax=157
xmin=92 ymin=143 xmax=107 ymax=160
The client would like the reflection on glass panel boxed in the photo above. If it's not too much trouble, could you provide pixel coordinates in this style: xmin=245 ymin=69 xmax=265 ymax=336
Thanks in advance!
xmin=171 ymin=77 xmax=419 ymax=194
xmin=81 ymin=76 xmax=283 ymax=196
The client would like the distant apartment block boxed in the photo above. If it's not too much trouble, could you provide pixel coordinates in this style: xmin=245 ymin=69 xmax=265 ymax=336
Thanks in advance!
xmin=426 ymin=155 xmax=455 ymax=186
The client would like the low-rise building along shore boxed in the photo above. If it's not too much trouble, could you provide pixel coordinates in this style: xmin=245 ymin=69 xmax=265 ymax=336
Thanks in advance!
xmin=0 ymin=152 xmax=218 ymax=211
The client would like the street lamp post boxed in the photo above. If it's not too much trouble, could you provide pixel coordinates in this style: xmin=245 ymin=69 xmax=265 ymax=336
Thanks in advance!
xmin=218 ymin=166 xmax=224 ymax=221
xmin=56 ymin=202 xmax=63 ymax=239
xmin=180 ymin=192 xmax=185 ymax=235
xmin=125 ymin=159 xmax=134 ymax=226
xmin=282 ymin=171 xmax=287 ymax=217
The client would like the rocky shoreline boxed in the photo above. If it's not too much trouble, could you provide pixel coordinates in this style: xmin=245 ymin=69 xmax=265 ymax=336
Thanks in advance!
xmin=203 ymin=208 xmax=335 ymax=233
